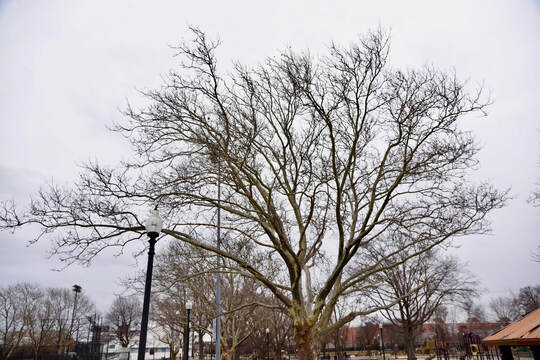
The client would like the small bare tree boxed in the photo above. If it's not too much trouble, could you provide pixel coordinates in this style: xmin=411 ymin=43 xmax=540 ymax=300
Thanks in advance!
xmin=0 ymin=29 xmax=507 ymax=360
xmin=25 ymin=288 xmax=55 ymax=360
xmin=489 ymin=296 xmax=520 ymax=327
xmin=355 ymin=320 xmax=379 ymax=353
xmin=463 ymin=300 xmax=487 ymax=323
xmin=516 ymin=285 xmax=539 ymax=316
xmin=488 ymin=284 xmax=539 ymax=327
xmin=106 ymin=296 xmax=141 ymax=348
xmin=0 ymin=283 xmax=40 ymax=360
xmin=265 ymin=304 xmax=293 ymax=360
xmin=150 ymin=297 xmax=184 ymax=360
xmin=367 ymin=250 xmax=476 ymax=360
xmin=45 ymin=288 xmax=94 ymax=354
xmin=432 ymin=306 xmax=449 ymax=342
xmin=145 ymin=239 xmax=273 ymax=360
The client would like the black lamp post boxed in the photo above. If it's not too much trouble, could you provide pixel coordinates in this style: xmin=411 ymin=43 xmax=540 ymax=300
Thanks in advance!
xmin=137 ymin=209 xmax=163 ymax=360
xmin=379 ymin=324 xmax=386 ymax=360
xmin=183 ymin=301 xmax=193 ymax=360
xmin=266 ymin=328 xmax=270 ymax=360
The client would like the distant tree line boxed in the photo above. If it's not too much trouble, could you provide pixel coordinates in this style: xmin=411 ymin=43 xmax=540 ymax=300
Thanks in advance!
xmin=489 ymin=285 xmax=540 ymax=327
xmin=0 ymin=283 xmax=94 ymax=360
xmin=118 ymin=232 xmax=540 ymax=360
xmin=2 ymin=273 xmax=538 ymax=360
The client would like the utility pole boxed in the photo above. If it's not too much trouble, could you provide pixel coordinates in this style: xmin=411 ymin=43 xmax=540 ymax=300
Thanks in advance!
xmin=69 ymin=285 xmax=82 ymax=354
xmin=215 ymin=161 xmax=222 ymax=360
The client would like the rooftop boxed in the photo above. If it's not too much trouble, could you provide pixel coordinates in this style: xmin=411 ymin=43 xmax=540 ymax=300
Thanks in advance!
xmin=483 ymin=308 xmax=540 ymax=346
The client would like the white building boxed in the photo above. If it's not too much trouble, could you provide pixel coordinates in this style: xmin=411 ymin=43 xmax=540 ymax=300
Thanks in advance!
xmin=101 ymin=329 xmax=173 ymax=360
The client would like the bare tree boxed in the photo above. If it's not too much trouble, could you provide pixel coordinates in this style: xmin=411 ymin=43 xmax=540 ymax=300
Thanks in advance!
xmin=0 ymin=284 xmax=94 ymax=360
xmin=265 ymin=305 xmax=293 ymax=360
xmin=367 ymin=250 xmax=476 ymax=360
xmin=145 ymin=239 xmax=272 ymax=360
xmin=45 ymin=288 xmax=94 ymax=354
xmin=489 ymin=296 xmax=520 ymax=327
xmin=25 ymin=288 xmax=56 ymax=360
xmin=488 ymin=284 xmax=539 ymax=328
xmin=237 ymin=294 xmax=293 ymax=360
xmin=329 ymin=298 xmax=356 ymax=360
xmin=106 ymin=296 xmax=141 ymax=348
xmin=432 ymin=306 xmax=449 ymax=342
xmin=0 ymin=283 xmax=40 ymax=360
xmin=354 ymin=319 xmax=379 ymax=353
xmin=47 ymin=288 xmax=71 ymax=354
xmin=516 ymin=285 xmax=539 ymax=316
xmin=150 ymin=297 xmax=183 ymax=360
xmin=463 ymin=300 xmax=486 ymax=323
xmin=0 ymin=29 xmax=508 ymax=360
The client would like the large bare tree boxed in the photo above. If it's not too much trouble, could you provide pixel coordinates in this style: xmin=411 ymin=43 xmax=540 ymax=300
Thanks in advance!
xmin=0 ymin=29 xmax=507 ymax=360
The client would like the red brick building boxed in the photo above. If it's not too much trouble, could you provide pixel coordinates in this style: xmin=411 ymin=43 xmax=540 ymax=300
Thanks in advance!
xmin=323 ymin=322 xmax=500 ymax=350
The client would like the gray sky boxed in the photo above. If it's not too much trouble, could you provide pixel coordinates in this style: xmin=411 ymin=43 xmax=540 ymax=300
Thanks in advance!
xmin=0 ymin=0 xmax=539 ymax=314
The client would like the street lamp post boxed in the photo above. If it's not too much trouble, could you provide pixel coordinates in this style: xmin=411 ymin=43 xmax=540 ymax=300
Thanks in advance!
xmin=137 ymin=209 xmax=164 ymax=360
xmin=379 ymin=324 xmax=386 ymax=360
xmin=183 ymin=301 xmax=193 ymax=360
xmin=69 ymin=285 xmax=82 ymax=351
xmin=266 ymin=328 xmax=270 ymax=360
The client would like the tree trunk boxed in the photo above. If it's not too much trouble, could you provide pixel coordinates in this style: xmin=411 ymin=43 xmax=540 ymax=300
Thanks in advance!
xmin=402 ymin=326 xmax=416 ymax=360
xmin=222 ymin=348 xmax=235 ymax=360
xmin=32 ymin=343 xmax=41 ymax=360
xmin=198 ymin=331 xmax=204 ymax=360
xmin=292 ymin=319 xmax=316 ymax=360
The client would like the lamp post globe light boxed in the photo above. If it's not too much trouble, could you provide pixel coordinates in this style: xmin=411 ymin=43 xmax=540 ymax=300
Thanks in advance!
xmin=183 ymin=300 xmax=193 ymax=360
xmin=137 ymin=209 xmax=164 ymax=360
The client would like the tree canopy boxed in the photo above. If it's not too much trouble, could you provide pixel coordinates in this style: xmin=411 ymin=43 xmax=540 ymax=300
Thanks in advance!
xmin=0 ymin=28 xmax=507 ymax=360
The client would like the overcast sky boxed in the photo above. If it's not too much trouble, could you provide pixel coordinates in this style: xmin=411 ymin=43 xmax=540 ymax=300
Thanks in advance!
xmin=0 ymin=0 xmax=539 ymax=315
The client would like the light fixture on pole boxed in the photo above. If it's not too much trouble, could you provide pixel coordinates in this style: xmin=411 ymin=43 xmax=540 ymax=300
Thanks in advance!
xmin=183 ymin=300 xmax=193 ymax=360
xmin=266 ymin=328 xmax=270 ymax=360
xmin=137 ymin=209 xmax=163 ymax=360
xmin=68 ymin=285 xmax=82 ymax=353
xmin=379 ymin=323 xmax=386 ymax=360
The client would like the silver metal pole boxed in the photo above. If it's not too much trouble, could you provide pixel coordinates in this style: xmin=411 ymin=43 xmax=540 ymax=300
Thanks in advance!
xmin=215 ymin=161 xmax=222 ymax=360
